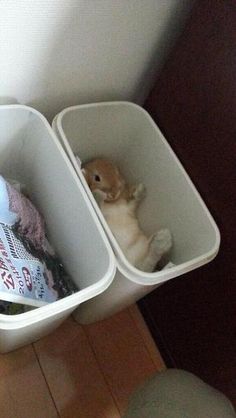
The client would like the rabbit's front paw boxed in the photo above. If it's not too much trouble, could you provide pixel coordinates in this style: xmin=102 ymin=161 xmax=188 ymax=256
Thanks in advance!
xmin=133 ymin=183 xmax=146 ymax=201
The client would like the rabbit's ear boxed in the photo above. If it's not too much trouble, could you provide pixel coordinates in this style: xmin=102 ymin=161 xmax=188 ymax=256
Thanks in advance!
xmin=81 ymin=168 xmax=89 ymax=181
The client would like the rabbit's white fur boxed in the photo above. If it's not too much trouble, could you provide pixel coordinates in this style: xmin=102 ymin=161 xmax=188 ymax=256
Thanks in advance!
xmin=82 ymin=158 xmax=172 ymax=272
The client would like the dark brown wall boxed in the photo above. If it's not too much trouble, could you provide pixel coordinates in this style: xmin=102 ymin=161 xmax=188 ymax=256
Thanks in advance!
xmin=139 ymin=0 xmax=236 ymax=405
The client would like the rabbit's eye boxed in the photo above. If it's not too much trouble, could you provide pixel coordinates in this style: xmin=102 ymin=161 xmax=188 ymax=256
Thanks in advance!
xmin=94 ymin=174 xmax=101 ymax=182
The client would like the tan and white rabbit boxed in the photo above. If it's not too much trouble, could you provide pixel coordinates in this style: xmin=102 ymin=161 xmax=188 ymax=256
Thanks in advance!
xmin=82 ymin=158 xmax=172 ymax=272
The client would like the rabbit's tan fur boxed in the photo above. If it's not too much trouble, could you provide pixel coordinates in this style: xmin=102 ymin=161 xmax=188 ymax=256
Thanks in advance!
xmin=82 ymin=158 xmax=172 ymax=272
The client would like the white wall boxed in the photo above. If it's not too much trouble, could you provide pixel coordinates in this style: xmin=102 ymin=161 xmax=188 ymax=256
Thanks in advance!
xmin=0 ymin=0 xmax=194 ymax=120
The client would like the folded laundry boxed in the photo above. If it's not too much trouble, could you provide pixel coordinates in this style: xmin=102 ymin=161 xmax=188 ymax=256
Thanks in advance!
xmin=0 ymin=176 xmax=77 ymax=313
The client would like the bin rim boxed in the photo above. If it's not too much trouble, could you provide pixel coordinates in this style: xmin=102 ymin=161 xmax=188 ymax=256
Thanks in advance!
xmin=0 ymin=104 xmax=116 ymax=328
xmin=53 ymin=101 xmax=221 ymax=286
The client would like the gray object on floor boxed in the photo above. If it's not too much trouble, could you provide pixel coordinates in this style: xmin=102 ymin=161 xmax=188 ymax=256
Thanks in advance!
xmin=124 ymin=369 xmax=236 ymax=418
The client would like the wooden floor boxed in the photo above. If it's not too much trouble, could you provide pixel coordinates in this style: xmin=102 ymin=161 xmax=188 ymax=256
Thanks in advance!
xmin=0 ymin=305 xmax=165 ymax=418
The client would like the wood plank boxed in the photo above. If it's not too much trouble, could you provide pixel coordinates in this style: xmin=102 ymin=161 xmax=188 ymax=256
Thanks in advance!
xmin=0 ymin=344 xmax=58 ymax=418
xmin=34 ymin=317 xmax=120 ymax=418
xmin=129 ymin=304 xmax=166 ymax=371
xmin=84 ymin=308 xmax=158 ymax=414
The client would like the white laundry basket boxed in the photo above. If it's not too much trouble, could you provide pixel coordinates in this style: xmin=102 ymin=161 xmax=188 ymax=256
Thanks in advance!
xmin=53 ymin=101 xmax=220 ymax=323
xmin=0 ymin=105 xmax=115 ymax=352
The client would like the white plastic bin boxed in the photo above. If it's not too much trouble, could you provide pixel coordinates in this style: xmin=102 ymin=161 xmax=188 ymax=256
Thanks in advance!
xmin=53 ymin=101 xmax=220 ymax=323
xmin=0 ymin=105 xmax=115 ymax=352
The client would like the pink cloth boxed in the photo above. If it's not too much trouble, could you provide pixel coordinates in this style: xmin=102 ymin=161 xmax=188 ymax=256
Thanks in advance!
xmin=6 ymin=182 xmax=45 ymax=250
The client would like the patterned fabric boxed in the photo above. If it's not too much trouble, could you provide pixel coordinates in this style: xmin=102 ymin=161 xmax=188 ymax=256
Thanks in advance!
xmin=0 ymin=176 xmax=77 ymax=314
